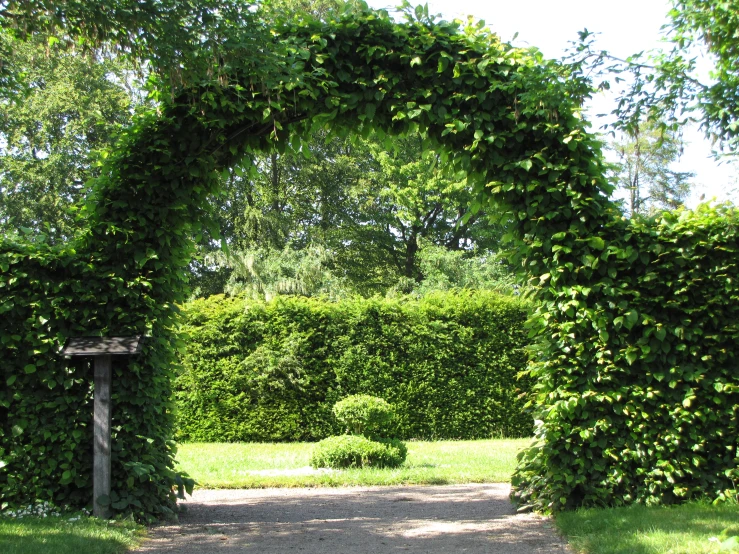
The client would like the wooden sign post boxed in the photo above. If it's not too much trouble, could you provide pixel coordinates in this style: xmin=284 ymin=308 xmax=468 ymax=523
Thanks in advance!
xmin=61 ymin=336 xmax=144 ymax=519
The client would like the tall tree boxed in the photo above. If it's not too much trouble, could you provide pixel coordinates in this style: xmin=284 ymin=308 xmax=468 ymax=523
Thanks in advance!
xmin=0 ymin=33 xmax=134 ymax=240
xmin=351 ymin=134 xmax=501 ymax=284
xmin=610 ymin=121 xmax=694 ymax=216
xmin=568 ymin=0 xmax=739 ymax=156
xmin=190 ymin=130 xmax=377 ymax=296
xmin=197 ymin=130 xmax=505 ymax=298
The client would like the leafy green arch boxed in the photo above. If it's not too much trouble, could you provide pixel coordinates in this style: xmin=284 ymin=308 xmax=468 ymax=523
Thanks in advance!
xmin=80 ymin=8 xmax=612 ymax=514
xmin=3 ymin=6 xmax=737 ymax=519
xmin=85 ymin=10 xmax=612 ymax=327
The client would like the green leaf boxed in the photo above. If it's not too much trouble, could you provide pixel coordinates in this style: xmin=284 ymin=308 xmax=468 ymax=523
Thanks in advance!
xmin=111 ymin=499 xmax=129 ymax=510
xmin=623 ymin=310 xmax=639 ymax=330
xmin=24 ymin=364 xmax=37 ymax=374
xmin=587 ymin=237 xmax=605 ymax=250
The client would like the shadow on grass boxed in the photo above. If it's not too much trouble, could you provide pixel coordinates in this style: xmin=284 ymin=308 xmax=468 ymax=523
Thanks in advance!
xmin=555 ymin=502 xmax=739 ymax=554
xmin=0 ymin=516 xmax=143 ymax=554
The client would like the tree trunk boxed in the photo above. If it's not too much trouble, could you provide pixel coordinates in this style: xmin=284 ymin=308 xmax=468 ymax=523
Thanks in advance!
xmin=404 ymin=233 xmax=419 ymax=279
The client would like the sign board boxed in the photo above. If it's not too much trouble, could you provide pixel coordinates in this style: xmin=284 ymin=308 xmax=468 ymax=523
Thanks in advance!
xmin=62 ymin=336 xmax=144 ymax=357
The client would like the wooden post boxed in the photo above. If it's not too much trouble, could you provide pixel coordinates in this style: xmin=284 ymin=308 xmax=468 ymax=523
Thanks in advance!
xmin=93 ymin=354 xmax=112 ymax=519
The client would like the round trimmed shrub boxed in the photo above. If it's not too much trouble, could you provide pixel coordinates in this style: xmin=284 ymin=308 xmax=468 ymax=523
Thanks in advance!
xmin=309 ymin=435 xmax=407 ymax=469
xmin=333 ymin=394 xmax=394 ymax=437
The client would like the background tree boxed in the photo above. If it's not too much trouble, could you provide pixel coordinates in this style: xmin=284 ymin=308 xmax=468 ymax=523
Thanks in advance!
xmin=403 ymin=240 xmax=523 ymax=297
xmin=569 ymin=0 xmax=739 ymax=157
xmin=0 ymin=0 xmax=273 ymax=90
xmin=0 ymin=33 xmax=134 ymax=240
xmin=354 ymin=134 xmax=501 ymax=286
xmin=209 ymin=242 xmax=350 ymax=300
xmin=610 ymin=121 xmax=694 ymax=216
xmin=190 ymin=131 xmax=375 ymax=296
xmin=194 ymin=130 xmax=509 ymax=298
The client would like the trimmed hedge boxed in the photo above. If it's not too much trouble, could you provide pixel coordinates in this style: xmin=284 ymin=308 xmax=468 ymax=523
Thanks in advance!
xmin=333 ymin=394 xmax=394 ymax=437
xmin=0 ymin=238 xmax=190 ymax=521
xmin=512 ymin=204 xmax=739 ymax=511
xmin=175 ymin=291 xmax=533 ymax=442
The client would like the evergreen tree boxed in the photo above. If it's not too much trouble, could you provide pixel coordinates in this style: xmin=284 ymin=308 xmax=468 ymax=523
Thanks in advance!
xmin=609 ymin=121 xmax=694 ymax=216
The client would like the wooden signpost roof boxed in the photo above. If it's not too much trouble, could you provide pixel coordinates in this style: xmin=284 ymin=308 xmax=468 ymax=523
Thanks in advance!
xmin=61 ymin=336 xmax=144 ymax=357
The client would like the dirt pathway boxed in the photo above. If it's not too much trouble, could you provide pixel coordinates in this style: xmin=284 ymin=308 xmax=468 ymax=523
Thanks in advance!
xmin=136 ymin=484 xmax=571 ymax=553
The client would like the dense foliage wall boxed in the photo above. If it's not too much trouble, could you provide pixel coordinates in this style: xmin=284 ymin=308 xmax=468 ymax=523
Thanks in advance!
xmin=175 ymin=291 xmax=533 ymax=442
xmin=0 ymin=239 xmax=188 ymax=520
xmin=512 ymin=204 xmax=739 ymax=510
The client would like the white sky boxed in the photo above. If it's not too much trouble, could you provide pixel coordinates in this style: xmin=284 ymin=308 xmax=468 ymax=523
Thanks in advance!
xmin=366 ymin=0 xmax=738 ymax=206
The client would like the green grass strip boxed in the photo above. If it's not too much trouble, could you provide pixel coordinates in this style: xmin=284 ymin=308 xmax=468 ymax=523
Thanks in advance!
xmin=555 ymin=501 xmax=739 ymax=554
xmin=175 ymin=438 xmax=530 ymax=488
xmin=0 ymin=515 xmax=144 ymax=554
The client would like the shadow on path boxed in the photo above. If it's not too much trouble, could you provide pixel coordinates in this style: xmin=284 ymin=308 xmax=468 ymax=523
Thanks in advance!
xmin=137 ymin=484 xmax=571 ymax=553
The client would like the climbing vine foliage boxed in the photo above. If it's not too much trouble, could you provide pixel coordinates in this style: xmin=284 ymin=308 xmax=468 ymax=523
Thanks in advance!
xmin=1 ymin=4 xmax=737 ymax=518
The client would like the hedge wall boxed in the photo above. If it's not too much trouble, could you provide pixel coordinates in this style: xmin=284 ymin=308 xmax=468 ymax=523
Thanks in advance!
xmin=175 ymin=291 xmax=533 ymax=442
xmin=512 ymin=204 xmax=739 ymax=510
xmin=0 ymin=237 xmax=189 ymax=521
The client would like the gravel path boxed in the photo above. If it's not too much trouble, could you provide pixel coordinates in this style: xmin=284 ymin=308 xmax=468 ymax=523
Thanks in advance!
xmin=136 ymin=484 xmax=572 ymax=553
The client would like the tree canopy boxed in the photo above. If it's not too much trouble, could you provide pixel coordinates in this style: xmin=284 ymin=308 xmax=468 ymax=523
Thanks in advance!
xmin=0 ymin=0 xmax=272 ymax=87
xmin=609 ymin=120 xmax=694 ymax=216
xmin=0 ymin=34 xmax=134 ymax=240
xmin=194 ymin=129 xmax=508 ymax=297
xmin=570 ymin=0 xmax=739 ymax=156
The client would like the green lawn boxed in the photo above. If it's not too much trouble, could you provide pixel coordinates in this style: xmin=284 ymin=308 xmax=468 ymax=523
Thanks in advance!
xmin=0 ymin=514 xmax=144 ymax=554
xmin=174 ymin=438 xmax=530 ymax=488
xmin=556 ymin=501 xmax=739 ymax=554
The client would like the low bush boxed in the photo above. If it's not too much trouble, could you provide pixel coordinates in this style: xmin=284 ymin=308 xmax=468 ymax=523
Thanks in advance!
xmin=333 ymin=394 xmax=394 ymax=437
xmin=309 ymin=435 xmax=407 ymax=469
